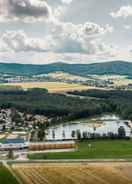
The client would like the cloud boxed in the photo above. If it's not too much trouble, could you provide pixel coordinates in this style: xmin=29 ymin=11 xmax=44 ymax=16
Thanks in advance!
xmin=0 ymin=30 xmax=51 ymax=52
xmin=28 ymin=51 xmax=116 ymax=65
xmin=0 ymin=0 xmax=52 ymax=22
xmin=0 ymin=18 xmax=115 ymax=64
xmin=61 ymin=0 xmax=73 ymax=5
xmin=124 ymin=25 xmax=132 ymax=30
xmin=0 ymin=20 xmax=114 ymax=58
xmin=53 ymin=6 xmax=65 ymax=19
xmin=111 ymin=5 xmax=132 ymax=18
xmin=50 ymin=21 xmax=114 ymax=55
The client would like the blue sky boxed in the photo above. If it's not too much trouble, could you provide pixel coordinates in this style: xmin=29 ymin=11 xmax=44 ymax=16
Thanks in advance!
xmin=0 ymin=0 xmax=132 ymax=64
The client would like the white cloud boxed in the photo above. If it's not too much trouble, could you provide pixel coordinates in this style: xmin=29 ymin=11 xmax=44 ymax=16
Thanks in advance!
xmin=50 ymin=21 xmax=114 ymax=55
xmin=124 ymin=25 xmax=132 ymax=30
xmin=61 ymin=0 xmax=73 ymax=5
xmin=111 ymin=5 xmax=132 ymax=18
xmin=53 ymin=6 xmax=65 ymax=19
xmin=28 ymin=51 xmax=116 ymax=64
xmin=0 ymin=20 xmax=113 ymax=56
xmin=0 ymin=30 xmax=52 ymax=52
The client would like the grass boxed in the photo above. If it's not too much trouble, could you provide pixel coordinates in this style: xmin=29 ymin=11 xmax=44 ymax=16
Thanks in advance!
xmin=3 ymin=82 xmax=90 ymax=92
xmin=28 ymin=140 xmax=132 ymax=160
xmin=0 ymin=165 xmax=18 ymax=184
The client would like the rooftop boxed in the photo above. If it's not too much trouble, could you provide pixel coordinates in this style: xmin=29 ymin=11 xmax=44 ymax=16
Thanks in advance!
xmin=2 ymin=138 xmax=25 ymax=144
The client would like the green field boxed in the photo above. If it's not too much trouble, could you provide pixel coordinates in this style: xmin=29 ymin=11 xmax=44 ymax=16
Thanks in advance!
xmin=0 ymin=165 xmax=18 ymax=184
xmin=28 ymin=140 xmax=132 ymax=160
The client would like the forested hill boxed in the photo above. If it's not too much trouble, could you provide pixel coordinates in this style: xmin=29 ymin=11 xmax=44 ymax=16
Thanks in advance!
xmin=0 ymin=60 xmax=132 ymax=76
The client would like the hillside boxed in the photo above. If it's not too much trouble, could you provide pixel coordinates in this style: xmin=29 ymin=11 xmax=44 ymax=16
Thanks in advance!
xmin=0 ymin=61 xmax=132 ymax=76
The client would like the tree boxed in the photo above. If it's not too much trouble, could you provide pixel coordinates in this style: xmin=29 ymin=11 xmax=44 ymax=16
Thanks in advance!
xmin=8 ymin=149 xmax=14 ymax=160
xmin=118 ymin=126 xmax=126 ymax=138
xmin=71 ymin=130 xmax=76 ymax=139
xmin=2 ymin=125 xmax=6 ymax=131
xmin=82 ymin=131 xmax=88 ymax=139
xmin=28 ymin=88 xmax=48 ymax=94
xmin=76 ymin=130 xmax=81 ymax=140
xmin=62 ymin=130 xmax=65 ymax=140
xmin=37 ymin=129 xmax=46 ymax=141
xmin=52 ymin=130 xmax=55 ymax=139
xmin=12 ymin=112 xmax=23 ymax=126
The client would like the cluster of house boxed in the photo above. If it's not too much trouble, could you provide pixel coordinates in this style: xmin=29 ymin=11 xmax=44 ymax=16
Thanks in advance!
xmin=0 ymin=108 xmax=51 ymax=132
xmin=0 ymin=109 xmax=13 ymax=131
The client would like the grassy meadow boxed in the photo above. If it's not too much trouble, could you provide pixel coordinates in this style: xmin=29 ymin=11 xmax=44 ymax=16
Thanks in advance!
xmin=28 ymin=140 xmax=132 ymax=160
xmin=0 ymin=165 xmax=18 ymax=184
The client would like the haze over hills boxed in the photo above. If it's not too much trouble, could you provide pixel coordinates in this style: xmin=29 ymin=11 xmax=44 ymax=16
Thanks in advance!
xmin=0 ymin=61 xmax=132 ymax=76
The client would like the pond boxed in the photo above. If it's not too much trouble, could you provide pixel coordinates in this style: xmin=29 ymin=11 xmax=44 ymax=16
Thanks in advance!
xmin=45 ymin=114 xmax=131 ymax=140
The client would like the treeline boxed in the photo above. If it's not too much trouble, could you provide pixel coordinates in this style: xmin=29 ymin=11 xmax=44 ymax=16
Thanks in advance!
xmin=0 ymin=88 xmax=112 ymax=122
xmin=68 ymin=89 xmax=132 ymax=120
xmin=0 ymin=88 xmax=132 ymax=122
xmin=72 ymin=126 xmax=128 ymax=140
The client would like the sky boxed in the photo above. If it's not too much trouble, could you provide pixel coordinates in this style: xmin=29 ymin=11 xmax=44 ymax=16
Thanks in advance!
xmin=0 ymin=0 xmax=132 ymax=64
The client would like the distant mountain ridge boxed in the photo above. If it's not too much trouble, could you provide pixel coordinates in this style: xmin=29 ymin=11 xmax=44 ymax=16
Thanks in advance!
xmin=0 ymin=61 xmax=132 ymax=76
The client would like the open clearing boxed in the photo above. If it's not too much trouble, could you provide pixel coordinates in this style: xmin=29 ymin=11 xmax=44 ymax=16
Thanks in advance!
xmin=12 ymin=162 xmax=132 ymax=184
xmin=3 ymin=82 xmax=90 ymax=92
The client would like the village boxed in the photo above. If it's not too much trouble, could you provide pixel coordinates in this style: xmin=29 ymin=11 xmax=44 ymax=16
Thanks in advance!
xmin=0 ymin=108 xmax=76 ymax=160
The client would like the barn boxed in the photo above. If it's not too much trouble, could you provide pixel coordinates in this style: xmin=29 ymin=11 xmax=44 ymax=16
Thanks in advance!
xmin=29 ymin=141 xmax=76 ymax=151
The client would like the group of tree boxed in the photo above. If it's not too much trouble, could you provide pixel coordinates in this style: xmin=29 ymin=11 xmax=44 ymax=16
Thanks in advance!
xmin=0 ymin=88 xmax=111 ymax=123
xmin=71 ymin=126 xmax=128 ymax=140
xmin=68 ymin=89 xmax=132 ymax=121
xmin=0 ymin=88 xmax=132 ymax=125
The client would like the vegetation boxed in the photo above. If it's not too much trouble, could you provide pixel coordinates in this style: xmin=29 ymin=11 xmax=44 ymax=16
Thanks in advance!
xmin=28 ymin=140 xmax=132 ymax=160
xmin=68 ymin=89 xmax=132 ymax=120
xmin=0 ymin=89 xmax=111 ymax=123
xmin=0 ymin=88 xmax=132 ymax=124
xmin=0 ymin=165 xmax=18 ymax=184
xmin=0 ymin=60 xmax=132 ymax=76
xmin=6 ymin=82 xmax=89 ymax=92
xmin=8 ymin=150 xmax=14 ymax=160
xmin=72 ymin=126 xmax=128 ymax=140
xmin=0 ymin=85 xmax=22 ymax=91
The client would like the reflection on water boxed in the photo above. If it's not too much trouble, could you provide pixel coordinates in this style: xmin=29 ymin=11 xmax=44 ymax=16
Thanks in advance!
xmin=46 ymin=114 xmax=131 ymax=140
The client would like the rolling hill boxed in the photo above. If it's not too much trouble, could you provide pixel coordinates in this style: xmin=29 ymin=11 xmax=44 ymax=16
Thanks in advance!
xmin=0 ymin=60 xmax=132 ymax=76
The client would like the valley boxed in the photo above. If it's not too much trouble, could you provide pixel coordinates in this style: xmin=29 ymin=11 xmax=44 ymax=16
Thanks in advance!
xmin=0 ymin=61 xmax=132 ymax=184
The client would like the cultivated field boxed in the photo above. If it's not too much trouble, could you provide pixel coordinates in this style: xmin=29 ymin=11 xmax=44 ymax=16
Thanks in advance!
xmin=12 ymin=162 xmax=132 ymax=184
xmin=4 ymin=82 xmax=90 ymax=92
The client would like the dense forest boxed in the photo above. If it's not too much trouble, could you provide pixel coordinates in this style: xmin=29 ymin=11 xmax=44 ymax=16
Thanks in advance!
xmin=0 ymin=88 xmax=111 ymax=122
xmin=0 ymin=88 xmax=132 ymax=122
xmin=0 ymin=61 xmax=132 ymax=76
xmin=68 ymin=90 xmax=132 ymax=120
